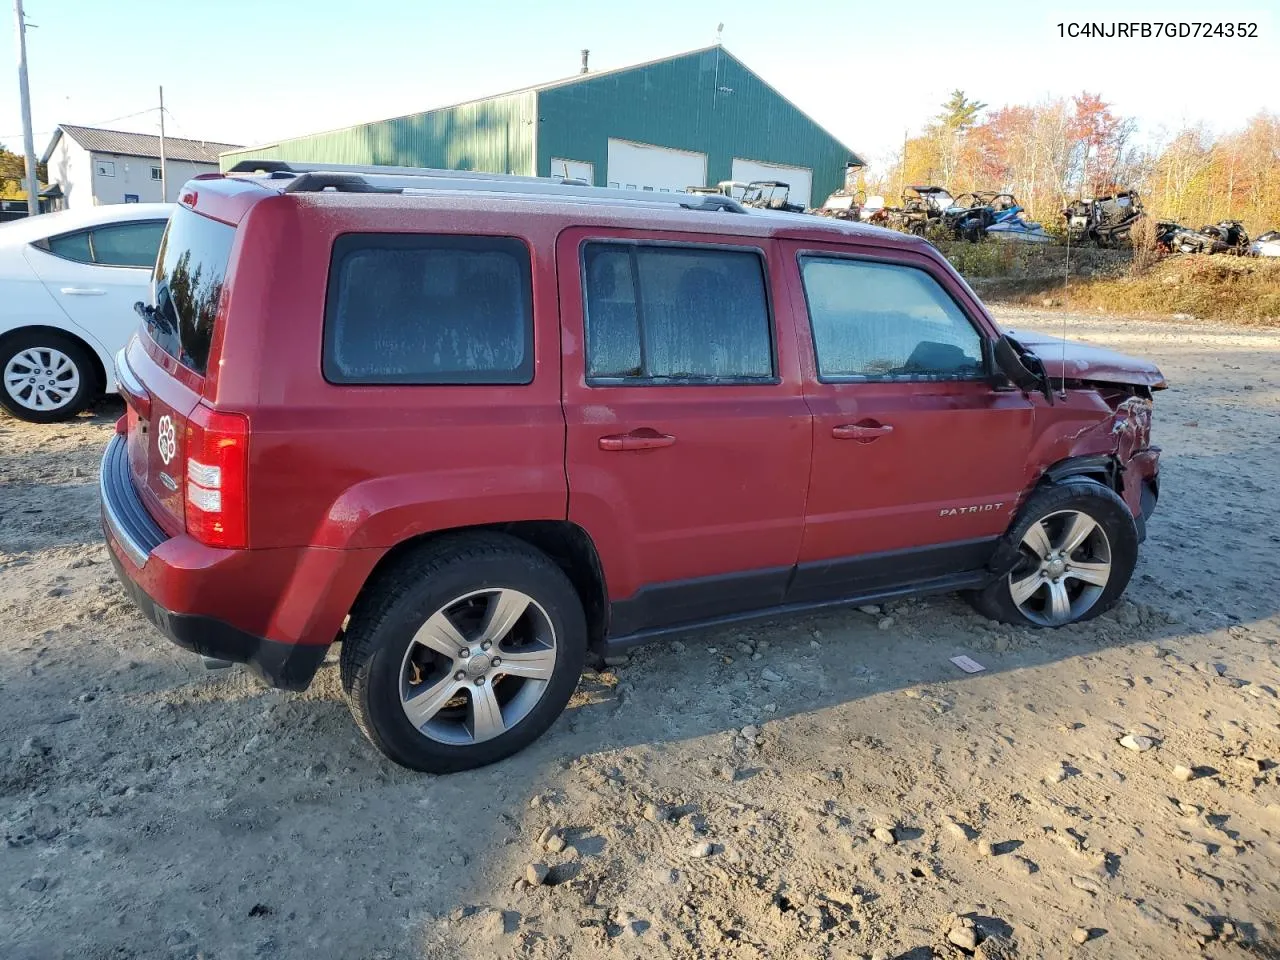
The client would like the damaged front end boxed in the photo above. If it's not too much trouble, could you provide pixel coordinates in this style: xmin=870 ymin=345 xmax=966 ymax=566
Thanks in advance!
xmin=999 ymin=330 xmax=1164 ymax=540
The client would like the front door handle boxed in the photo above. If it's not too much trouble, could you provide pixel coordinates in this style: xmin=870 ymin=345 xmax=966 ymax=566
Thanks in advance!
xmin=60 ymin=287 xmax=107 ymax=296
xmin=832 ymin=422 xmax=894 ymax=442
xmin=599 ymin=429 xmax=676 ymax=451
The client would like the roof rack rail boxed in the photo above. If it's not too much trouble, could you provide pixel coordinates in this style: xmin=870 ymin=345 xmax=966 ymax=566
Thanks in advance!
xmin=226 ymin=158 xmax=588 ymax=187
xmin=226 ymin=159 xmax=747 ymax=213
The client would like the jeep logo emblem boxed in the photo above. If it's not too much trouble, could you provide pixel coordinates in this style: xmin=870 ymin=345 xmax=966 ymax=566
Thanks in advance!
xmin=157 ymin=415 xmax=177 ymax=465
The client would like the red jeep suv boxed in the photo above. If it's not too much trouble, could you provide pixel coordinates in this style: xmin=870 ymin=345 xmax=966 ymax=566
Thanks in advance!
xmin=101 ymin=163 xmax=1163 ymax=772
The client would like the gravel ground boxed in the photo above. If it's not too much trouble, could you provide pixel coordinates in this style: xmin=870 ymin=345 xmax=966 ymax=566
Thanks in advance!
xmin=2 ymin=309 xmax=1279 ymax=960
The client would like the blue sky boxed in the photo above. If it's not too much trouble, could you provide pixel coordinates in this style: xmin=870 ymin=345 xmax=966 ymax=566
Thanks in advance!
xmin=2 ymin=0 xmax=1276 ymax=169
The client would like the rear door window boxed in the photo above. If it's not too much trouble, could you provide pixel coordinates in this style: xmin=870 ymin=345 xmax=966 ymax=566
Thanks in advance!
xmin=798 ymin=257 xmax=984 ymax=381
xmin=582 ymin=242 xmax=774 ymax=383
xmin=149 ymin=208 xmax=236 ymax=376
xmin=90 ymin=221 xmax=168 ymax=267
xmin=324 ymin=234 xmax=533 ymax=385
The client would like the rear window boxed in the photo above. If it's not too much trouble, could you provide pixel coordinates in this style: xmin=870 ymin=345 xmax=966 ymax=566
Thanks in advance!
xmin=149 ymin=208 xmax=235 ymax=376
xmin=323 ymin=234 xmax=533 ymax=385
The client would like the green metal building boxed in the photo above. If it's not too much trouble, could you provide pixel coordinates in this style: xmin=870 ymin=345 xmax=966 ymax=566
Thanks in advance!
xmin=220 ymin=46 xmax=862 ymax=209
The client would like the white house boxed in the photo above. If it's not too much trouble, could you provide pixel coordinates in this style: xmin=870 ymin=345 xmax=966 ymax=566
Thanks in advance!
xmin=41 ymin=125 xmax=242 ymax=210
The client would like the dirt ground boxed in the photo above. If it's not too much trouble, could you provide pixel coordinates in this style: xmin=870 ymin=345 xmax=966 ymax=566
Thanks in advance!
xmin=2 ymin=309 xmax=1279 ymax=960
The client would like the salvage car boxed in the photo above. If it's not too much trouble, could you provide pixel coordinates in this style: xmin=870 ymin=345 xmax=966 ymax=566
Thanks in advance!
xmin=1249 ymin=230 xmax=1280 ymax=257
xmin=0 ymin=203 xmax=172 ymax=421
xmin=101 ymin=162 xmax=1164 ymax=772
xmin=1064 ymin=191 xmax=1142 ymax=247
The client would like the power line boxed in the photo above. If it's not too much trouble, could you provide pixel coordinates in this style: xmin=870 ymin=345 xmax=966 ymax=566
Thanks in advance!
xmin=1 ymin=107 xmax=160 ymax=144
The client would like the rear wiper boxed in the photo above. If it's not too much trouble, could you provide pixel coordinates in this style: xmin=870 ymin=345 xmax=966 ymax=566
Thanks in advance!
xmin=133 ymin=301 xmax=156 ymax=322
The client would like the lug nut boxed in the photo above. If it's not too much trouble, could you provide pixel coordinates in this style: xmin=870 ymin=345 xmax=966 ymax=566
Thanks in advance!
xmin=454 ymin=671 xmax=465 ymax=681
xmin=491 ymin=658 xmax=502 ymax=667
xmin=474 ymin=677 xmax=485 ymax=686
xmin=458 ymin=648 xmax=470 ymax=659
xmin=481 ymin=641 xmax=491 ymax=651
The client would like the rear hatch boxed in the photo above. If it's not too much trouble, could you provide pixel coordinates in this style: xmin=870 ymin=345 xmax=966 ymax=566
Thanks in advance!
xmin=121 ymin=206 xmax=236 ymax=534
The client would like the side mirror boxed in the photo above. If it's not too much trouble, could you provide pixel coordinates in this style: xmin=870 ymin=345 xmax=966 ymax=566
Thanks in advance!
xmin=994 ymin=334 xmax=1054 ymax=404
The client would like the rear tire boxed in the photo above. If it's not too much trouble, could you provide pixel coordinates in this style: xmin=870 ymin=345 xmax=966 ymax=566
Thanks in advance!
xmin=967 ymin=480 xmax=1138 ymax=627
xmin=340 ymin=533 xmax=587 ymax=772
xmin=0 ymin=330 xmax=97 ymax=423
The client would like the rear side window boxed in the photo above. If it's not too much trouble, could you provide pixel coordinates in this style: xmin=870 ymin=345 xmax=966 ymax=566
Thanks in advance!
xmin=582 ymin=242 xmax=773 ymax=383
xmin=45 ymin=230 xmax=93 ymax=263
xmin=41 ymin=221 xmax=167 ymax=268
xmin=324 ymin=235 xmax=533 ymax=385
xmin=799 ymin=257 xmax=984 ymax=381
xmin=91 ymin=221 xmax=167 ymax=267
xmin=150 ymin=209 xmax=235 ymax=377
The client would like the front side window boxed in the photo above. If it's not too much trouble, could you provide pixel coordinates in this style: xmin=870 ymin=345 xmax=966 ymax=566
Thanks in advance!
xmin=324 ymin=234 xmax=533 ymax=385
xmin=799 ymin=257 xmax=984 ymax=381
xmin=582 ymin=242 xmax=773 ymax=383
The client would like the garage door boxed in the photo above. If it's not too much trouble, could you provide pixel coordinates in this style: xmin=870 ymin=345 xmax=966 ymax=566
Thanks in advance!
xmin=551 ymin=158 xmax=594 ymax=185
xmin=731 ymin=158 xmax=813 ymax=209
xmin=607 ymin=139 xmax=707 ymax=193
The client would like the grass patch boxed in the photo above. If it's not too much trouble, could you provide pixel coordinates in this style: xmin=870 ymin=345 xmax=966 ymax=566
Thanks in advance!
xmin=1020 ymin=255 xmax=1280 ymax=325
xmin=933 ymin=239 xmax=1280 ymax=325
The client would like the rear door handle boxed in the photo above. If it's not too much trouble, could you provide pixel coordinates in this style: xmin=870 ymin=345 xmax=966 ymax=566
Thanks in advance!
xmin=599 ymin=429 xmax=676 ymax=451
xmin=832 ymin=422 xmax=894 ymax=441
xmin=60 ymin=287 xmax=107 ymax=296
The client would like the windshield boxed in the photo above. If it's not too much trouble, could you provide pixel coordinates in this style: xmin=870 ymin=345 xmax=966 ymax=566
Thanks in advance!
xmin=148 ymin=207 xmax=235 ymax=376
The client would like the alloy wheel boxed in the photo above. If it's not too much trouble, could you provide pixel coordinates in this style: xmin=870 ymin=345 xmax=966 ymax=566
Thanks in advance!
xmin=1008 ymin=509 xmax=1113 ymax=626
xmin=398 ymin=588 xmax=558 ymax=745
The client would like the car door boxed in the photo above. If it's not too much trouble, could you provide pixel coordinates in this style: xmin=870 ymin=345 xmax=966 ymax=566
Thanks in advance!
xmin=558 ymin=227 xmax=812 ymax=638
xmin=780 ymin=241 xmax=1035 ymax=603
xmin=23 ymin=219 xmax=168 ymax=357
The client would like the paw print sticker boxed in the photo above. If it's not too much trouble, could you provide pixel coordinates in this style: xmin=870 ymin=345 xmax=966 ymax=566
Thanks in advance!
xmin=157 ymin=415 xmax=177 ymax=465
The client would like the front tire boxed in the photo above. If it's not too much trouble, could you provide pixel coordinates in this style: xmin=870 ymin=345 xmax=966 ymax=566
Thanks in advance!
xmin=340 ymin=533 xmax=587 ymax=772
xmin=0 ymin=330 xmax=97 ymax=423
xmin=968 ymin=480 xmax=1138 ymax=627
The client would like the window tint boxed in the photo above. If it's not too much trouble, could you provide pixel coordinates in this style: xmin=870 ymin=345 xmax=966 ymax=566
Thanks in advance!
xmin=583 ymin=242 xmax=773 ymax=383
xmin=46 ymin=230 xmax=92 ymax=263
xmin=324 ymin=234 xmax=533 ymax=385
xmin=799 ymin=257 xmax=984 ymax=380
xmin=150 ymin=208 xmax=235 ymax=376
xmin=90 ymin=221 xmax=167 ymax=268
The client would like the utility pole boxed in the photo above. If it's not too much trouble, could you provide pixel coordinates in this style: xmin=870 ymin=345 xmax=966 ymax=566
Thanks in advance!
xmin=158 ymin=85 xmax=167 ymax=202
xmin=13 ymin=0 xmax=39 ymax=216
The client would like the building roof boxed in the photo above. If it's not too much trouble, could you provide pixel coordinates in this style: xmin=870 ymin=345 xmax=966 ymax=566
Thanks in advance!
xmin=42 ymin=124 xmax=242 ymax=164
xmin=224 ymin=46 xmax=863 ymax=166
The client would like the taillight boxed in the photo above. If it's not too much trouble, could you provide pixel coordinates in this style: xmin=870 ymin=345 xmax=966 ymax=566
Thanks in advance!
xmin=184 ymin=404 xmax=248 ymax=549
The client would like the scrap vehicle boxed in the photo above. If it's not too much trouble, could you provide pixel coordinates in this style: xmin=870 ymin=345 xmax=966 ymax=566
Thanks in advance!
xmin=741 ymin=180 xmax=805 ymax=213
xmin=1198 ymin=220 xmax=1251 ymax=254
xmin=1249 ymin=230 xmax=1280 ymax=257
xmin=686 ymin=180 xmax=750 ymax=201
xmin=1064 ymin=191 xmax=1143 ymax=247
xmin=986 ymin=217 xmax=1054 ymax=243
xmin=942 ymin=192 xmax=1024 ymax=242
xmin=892 ymin=185 xmax=956 ymax=235
xmin=1154 ymin=219 xmax=1248 ymax=256
xmin=816 ymin=189 xmax=866 ymax=221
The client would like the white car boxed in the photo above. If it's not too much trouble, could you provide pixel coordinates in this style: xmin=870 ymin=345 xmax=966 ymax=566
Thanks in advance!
xmin=0 ymin=203 xmax=172 ymax=422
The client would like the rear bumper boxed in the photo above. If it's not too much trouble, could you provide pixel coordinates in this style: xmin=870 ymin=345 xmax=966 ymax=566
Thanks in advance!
xmin=106 ymin=547 xmax=327 ymax=690
xmin=99 ymin=434 xmax=370 ymax=691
